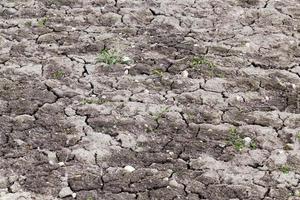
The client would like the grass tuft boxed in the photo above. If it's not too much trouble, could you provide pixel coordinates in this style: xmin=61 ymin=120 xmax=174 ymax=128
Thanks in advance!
xmin=227 ymin=127 xmax=245 ymax=151
xmin=37 ymin=17 xmax=48 ymax=27
xmin=51 ymin=70 xmax=65 ymax=79
xmin=96 ymin=49 xmax=121 ymax=65
xmin=279 ymin=165 xmax=290 ymax=174
xmin=191 ymin=56 xmax=215 ymax=69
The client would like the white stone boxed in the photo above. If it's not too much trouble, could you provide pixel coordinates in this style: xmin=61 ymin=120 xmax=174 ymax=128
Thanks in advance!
xmin=72 ymin=193 xmax=77 ymax=198
xmin=236 ymin=95 xmax=243 ymax=102
xmin=265 ymin=96 xmax=270 ymax=101
xmin=59 ymin=187 xmax=73 ymax=198
xmin=47 ymin=151 xmax=57 ymax=164
xmin=181 ymin=70 xmax=189 ymax=78
xmin=10 ymin=182 xmax=21 ymax=193
xmin=122 ymin=56 xmax=132 ymax=63
xmin=169 ymin=179 xmax=184 ymax=189
xmin=163 ymin=177 xmax=169 ymax=181
xmin=243 ymin=137 xmax=252 ymax=146
xmin=124 ymin=165 xmax=135 ymax=173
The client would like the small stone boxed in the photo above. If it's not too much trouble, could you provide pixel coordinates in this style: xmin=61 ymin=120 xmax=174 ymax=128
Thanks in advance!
xmin=14 ymin=139 xmax=26 ymax=146
xmin=72 ymin=193 xmax=77 ymax=198
xmin=58 ymin=162 xmax=65 ymax=167
xmin=243 ymin=137 xmax=252 ymax=146
xmin=59 ymin=187 xmax=73 ymax=198
xmin=64 ymin=107 xmax=76 ymax=116
xmin=265 ymin=96 xmax=270 ymax=101
xmin=219 ymin=143 xmax=226 ymax=148
xmin=236 ymin=95 xmax=243 ymax=102
xmin=124 ymin=65 xmax=131 ymax=69
xmin=181 ymin=70 xmax=189 ymax=78
xmin=10 ymin=182 xmax=21 ymax=193
xmin=124 ymin=165 xmax=135 ymax=173
xmin=169 ymin=179 xmax=184 ymax=189
xmin=47 ymin=151 xmax=57 ymax=165
xmin=122 ymin=56 xmax=132 ymax=64
xmin=163 ymin=177 xmax=169 ymax=182
xmin=124 ymin=69 xmax=129 ymax=75
xmin=19 ymin=176 xmax=26 ymax=181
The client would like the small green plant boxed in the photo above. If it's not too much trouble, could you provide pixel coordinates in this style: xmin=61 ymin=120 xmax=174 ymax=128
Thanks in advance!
xmin=216 ymin=71 xmax=225 ymax=78
xmin=80 ymin=98 xmax=107 ymax=105
xmin=250 ymin=141 xmax=257 ymax=149
xmin=227 ymin=127 xmax=245 ymax=151
xmin=37 ymin=17 xmax=48 ymax=27
xmin=153 ymin=107 xmax=170 ymax=121
xmin=51 ymin=70 xmax=64 ymax=79
xmin=151 ymin=69 xmax=164 ymax=77
xmin=96 ymin=49 xmax=122 ymax=65
xmin=24 ymin=21 xmax=32 ymax=27
xmin=191 ymin=56 xmax=215 ymax=69
xmin=279 ymin=165 xmax=290 ymax=174
xmin=86 ymin=197 xmax=94 ymax=200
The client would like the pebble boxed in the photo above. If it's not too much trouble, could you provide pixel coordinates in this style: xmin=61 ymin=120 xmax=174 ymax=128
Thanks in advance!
xmin=236 ymin=95 xmax=243 ymax=102
xmin=243 ymin=137 xmax=252 ymax=146
xmin=163 ymin=177 xmax=169 ymax=181
xmin=265 ymin=96 xmax=270 ymax=101
xmin=59 ymin=187 xmax=74 ymax=198
xmin=124 ymin=165 xmax=135 ymax=173
xmin=10 ymin=182 xmax=21 ymax=193
xmin=169 ymin=179 xmax=184 ymax=189
xmin=181 ymin=70 xmax=189 ymax=78
xmin=72 ymin=193 xmax=77 ymax=198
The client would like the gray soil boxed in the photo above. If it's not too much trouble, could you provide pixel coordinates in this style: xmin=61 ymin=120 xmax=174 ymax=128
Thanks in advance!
xmin=0 ymin=0 xmax=300 ymax=199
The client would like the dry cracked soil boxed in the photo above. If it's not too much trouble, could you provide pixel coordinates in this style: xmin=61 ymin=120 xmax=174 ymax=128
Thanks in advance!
xmin=0 ymin=0 xmax=300 ymax=199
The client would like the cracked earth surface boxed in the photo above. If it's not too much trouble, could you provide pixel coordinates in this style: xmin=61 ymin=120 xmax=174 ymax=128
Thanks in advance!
xmin=0 ymin=0 xmax=300 ymax=199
